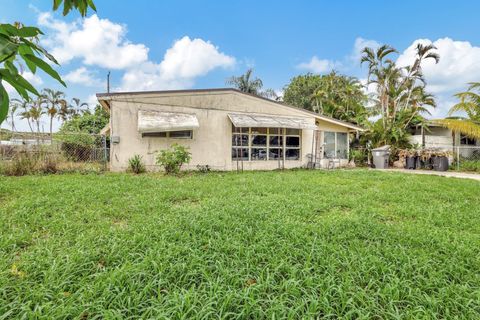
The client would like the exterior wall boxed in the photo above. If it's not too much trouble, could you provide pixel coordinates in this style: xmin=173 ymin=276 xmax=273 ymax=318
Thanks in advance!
xmin=314 ymin=120 xmax=350 ymax=168
xmin=106 ymin=91 xmax=324 ymax=172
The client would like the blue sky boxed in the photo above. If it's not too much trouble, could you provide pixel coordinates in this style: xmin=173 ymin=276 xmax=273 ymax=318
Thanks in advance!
xmin=2 ymin=0 xmax=480 ymax=130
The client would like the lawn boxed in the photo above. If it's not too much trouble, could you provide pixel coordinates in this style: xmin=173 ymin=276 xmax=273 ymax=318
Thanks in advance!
xmin=0 ymin=170 xmax=479 ymax=319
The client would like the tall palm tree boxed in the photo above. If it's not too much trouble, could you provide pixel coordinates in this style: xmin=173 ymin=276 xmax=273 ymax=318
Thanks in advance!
xmin=18 ymin=98 xmax=34 ymax=133
xmin=69 ymin=98 xmax=89 ymax=118
xmin=226 ymin=69 xmax=278 ymax=99
xmin=28 ymin=96 xmax=46 ymax=134
xmin=43 ymin=89 xmax=67 ymax=137
xmin=7 ymin=100 xmax=20 ymax=132
xmin=361 ymin=44 xmax=439 ymax=136
xmin=435 ymin=82 xmax=480 ymax=139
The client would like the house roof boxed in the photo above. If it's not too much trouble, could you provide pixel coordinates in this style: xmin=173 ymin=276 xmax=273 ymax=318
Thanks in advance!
xmin=97 ymin=88 xmax=364 ymax=131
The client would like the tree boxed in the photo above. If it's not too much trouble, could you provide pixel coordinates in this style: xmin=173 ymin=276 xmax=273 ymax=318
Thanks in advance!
xmin=29 ymin=96 xmax=46 ymax=133
xmin=17 ymin=98 xmax=34 ymax=132
xmin=226 ymin=69 xmax=278 ymax=99
xmin=43 ymin=88 xmax=66 ymax=137
xmin=435 ymin=82 xmax=480 ymax=139
xmin=7 ymin=99 xmax=20 ymax=132
xmin=0 ymin=0 xmax=96 ymax=125
xmin=282 ymin=73 xmax=323 ymax=111
xmin=282 ymin=71 xmax=368 ymax=125
xmin=69 ymin=97 xmax=89 ymax=118
xmin=360 ymin=43 xmax=440 ymax=147
xmin=60 ymin=104 xmax=109 ymax=134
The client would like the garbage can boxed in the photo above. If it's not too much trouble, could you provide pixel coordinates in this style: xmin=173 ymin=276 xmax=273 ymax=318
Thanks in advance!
xmin=372 ymin=145 xmax=390 ymax=169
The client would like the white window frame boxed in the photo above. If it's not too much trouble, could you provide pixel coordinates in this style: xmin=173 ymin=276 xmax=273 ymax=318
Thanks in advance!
xmin=323 ymin=131 xmax=349 ymax=159
xmin=232 ymin=127 xmax=301 ymax=161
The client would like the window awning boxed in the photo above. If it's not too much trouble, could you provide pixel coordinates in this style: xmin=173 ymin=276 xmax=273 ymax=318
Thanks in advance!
xmin=228 ymin=113 xmax=317 ymax=130
xmin=138 ymin=110 xmax=199 ymax=133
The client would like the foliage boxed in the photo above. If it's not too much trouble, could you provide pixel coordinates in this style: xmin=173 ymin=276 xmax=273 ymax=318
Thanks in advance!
xmin=435 ymin=82 xmax=480 ymax=139
xmin=128 ymin=154 xmax=146 ymax=174
xmin=60 ymin=105 xmax=109 ymax=134
xmin=0 ymin=153 xmax=37 ymax=176
xmin=283 ymin=71 xmax=368 ymax=125
xmin=39 ymin=154 xmax=59 ymax=174
xmin=42 ymin=89 xmax=66 ymax=136
xmin=226 ymin=68 xmax=278 ymax=100
xmin=361 ymin=43 xmax=439 ymax=148
xmin=0 ymin=170 xmax=479 ymax=318
xmin=196 ymin=164 xmax=211 ymax=173
xmin=156 ymin=143 xmax=191 ymax=174
xmin=349 ymin=148 xmax=368 ymax=165
xmin=0 ymin=0 xmax=96 ymax=125
xmin=456 ymin=159 xmax=480 ymax=172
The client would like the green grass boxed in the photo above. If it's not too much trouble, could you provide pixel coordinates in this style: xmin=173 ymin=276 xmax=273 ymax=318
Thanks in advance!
xmin=1 ymin=170 xmax=479 ymax=319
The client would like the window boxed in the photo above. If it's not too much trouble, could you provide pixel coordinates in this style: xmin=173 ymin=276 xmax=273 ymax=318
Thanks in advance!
xmin=142 ymin=130 xmax=193 ymax=139
xmin=460 ymin=134 xmax=476 ymax=146
xmin=323 ymin=131 xmax=348 ymax=159
xmin=232 ymin=126 xmax=301 ymax=161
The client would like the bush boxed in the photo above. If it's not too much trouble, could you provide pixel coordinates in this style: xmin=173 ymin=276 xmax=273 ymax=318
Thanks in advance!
xmin=156 ymin=144 xmax=191 ymax=174
xmin=128 ymin=154 xmax=146 ymax=174
xmin=0 ymin=153 xmax=37 ymax=176
xmin=457 ymin=160 xmax=480 ymax=172
xmin=196 ymin=165 xmax=211 ymax=173
xmin=60 ymin=133 xmax=97 ymax=162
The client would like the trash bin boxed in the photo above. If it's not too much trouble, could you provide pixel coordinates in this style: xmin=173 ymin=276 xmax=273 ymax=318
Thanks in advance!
xmin=372 ymin=145 xmax=390 ymax=169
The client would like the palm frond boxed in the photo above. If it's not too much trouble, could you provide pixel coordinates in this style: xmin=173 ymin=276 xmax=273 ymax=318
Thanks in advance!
xmin=433 ymin=118 xmax=480 ymax=139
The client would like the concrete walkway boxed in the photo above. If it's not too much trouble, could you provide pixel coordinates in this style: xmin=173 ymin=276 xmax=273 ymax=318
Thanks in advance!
xmin=380 ymin=168 xmax=480 ymax=182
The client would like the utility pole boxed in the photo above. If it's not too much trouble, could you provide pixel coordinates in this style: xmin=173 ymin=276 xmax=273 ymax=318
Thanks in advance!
xmin=107 ymin=71 xmax=111 ymax=93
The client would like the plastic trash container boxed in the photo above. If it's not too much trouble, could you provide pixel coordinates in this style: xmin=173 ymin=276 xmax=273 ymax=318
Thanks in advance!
xmin=372 ymin=145 xmax=390 ymax=169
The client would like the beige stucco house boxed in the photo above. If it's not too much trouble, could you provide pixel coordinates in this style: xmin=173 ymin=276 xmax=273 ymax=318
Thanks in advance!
xmin=97 ymin=88 xmax=363 ymax=172
xmin=409 ymin=123 xmax=479 ymax=157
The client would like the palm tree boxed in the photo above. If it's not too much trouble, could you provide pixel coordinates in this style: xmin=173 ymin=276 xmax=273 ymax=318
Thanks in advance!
xmin=435 ymin=82 xmax=480 ymax=139
xmin=18 ymin=98 xmax=34 ymax=133
xmin=29 ymin=96 xmax=46 ymax=134
xmin=360 ymin=43 xmax=440 ymax=147
xmin=7 ymin=100 xmax=20 ymax=132
xmin=43 ymin=89 xmax=67 ymax=137
xmin=69 ymin=98 xmax=89 ymax=118
xmin=226 ymin=69 xmax=278 ymax=99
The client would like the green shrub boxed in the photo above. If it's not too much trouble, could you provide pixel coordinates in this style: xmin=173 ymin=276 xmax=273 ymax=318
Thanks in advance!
xmin=128 ymin=154 xmax=146 ymax=174
xmin=156 ymin=144 xmax=191 ymax=174
xmin=59 ymin=133 xmax=97 ymax=162
xmin=457 ymin=160 xmax=480 ymax=172
xmin=349 ymin=149 xmax=368 ymax=165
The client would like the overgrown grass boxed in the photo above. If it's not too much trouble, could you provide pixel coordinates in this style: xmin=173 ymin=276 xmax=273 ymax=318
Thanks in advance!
xmin=0 ymin=170 xmax=479 ymax=318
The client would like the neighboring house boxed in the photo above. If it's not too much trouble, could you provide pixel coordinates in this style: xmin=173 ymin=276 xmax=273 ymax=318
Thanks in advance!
xmin=409 ymin=123 xmax=479 ymax=157
xmin=96 ymin=88 xmax=363 ymax=172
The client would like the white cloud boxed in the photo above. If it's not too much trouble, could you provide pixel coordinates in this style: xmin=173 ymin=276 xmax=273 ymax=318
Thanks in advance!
xmin=63 ymin=67 xmax=103 ymax=87
xmin=120 ymin=36 xmax=235 ymax=91
xmin=297 ymin=56 xmax=338 ymax=73
xmin=38 ymin=13 xmax=149 ymax=69
xmin=351 ymin=37 xmax=381 ymax=62
xmin=397 ymin=37 xmax=480 ymax=94
xmin=396 ymin=37 xmax=480 ymax=117
xmin=298 ymin=37 xmax=379 ymax=74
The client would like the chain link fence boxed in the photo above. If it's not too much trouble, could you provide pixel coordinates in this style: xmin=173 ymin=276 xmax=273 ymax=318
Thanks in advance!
xmin=453 ymin=146 xmax=480 ymax=172
xmin=0 ymin=131 xmax=109 ymax=174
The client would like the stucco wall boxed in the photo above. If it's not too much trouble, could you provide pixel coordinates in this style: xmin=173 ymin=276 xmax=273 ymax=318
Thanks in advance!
xmin=105 ymin=91 xmax=351 ymax=172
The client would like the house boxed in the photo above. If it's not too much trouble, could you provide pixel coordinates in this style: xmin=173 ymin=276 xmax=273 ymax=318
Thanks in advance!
xmin=96 ymin=88 xmax=363 ymax=172
xmin=409 ymin=123 xmax=479 ymax=157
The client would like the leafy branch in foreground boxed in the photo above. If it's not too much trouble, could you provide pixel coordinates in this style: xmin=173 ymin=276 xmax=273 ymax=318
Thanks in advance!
xmin=0 ymin=0 xmax=96 ymax=125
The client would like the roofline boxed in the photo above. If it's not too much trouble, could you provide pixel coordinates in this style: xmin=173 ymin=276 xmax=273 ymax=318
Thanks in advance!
xmin=96 ymin=88 xmax=364 ymax=131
